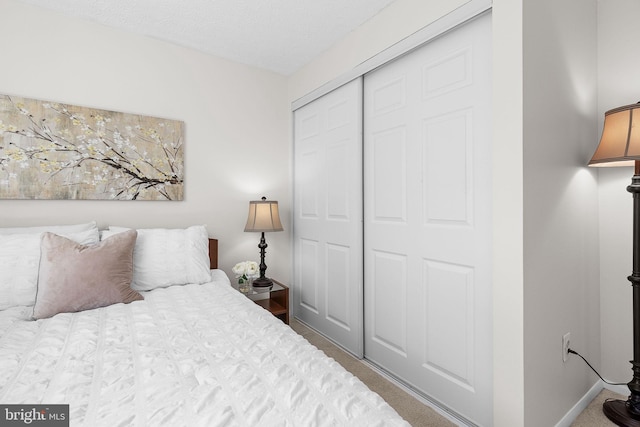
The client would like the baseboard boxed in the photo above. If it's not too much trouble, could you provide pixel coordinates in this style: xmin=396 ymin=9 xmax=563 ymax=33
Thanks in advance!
xmin=555 ymin=381 xmax=603 ymax=427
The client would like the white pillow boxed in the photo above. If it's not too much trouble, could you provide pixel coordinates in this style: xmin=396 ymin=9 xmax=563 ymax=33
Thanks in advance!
xmin=0 ymin=221 xmax=98 ymax=235
xmin=0 ymin=226 xmax=100 ymax=310
xmin=103 ymin=225 xmax=210 ymax=291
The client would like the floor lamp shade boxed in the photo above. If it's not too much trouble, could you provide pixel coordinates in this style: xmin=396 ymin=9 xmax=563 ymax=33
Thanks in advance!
xmin=244 ymin=197 xmax=283 ymax=287
xmin=589 ymin=103 xmax=640 ymax=167
xmin=590 ymin=103 xmax=640 ymax=427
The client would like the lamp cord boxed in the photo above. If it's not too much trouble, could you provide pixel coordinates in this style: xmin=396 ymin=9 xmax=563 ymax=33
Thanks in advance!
xmin=568 ymin=348 xmax=627 ymax=386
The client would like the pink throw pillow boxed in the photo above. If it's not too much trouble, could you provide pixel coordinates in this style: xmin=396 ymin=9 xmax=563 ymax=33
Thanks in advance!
xmin=33 ymin=230 xmax=142 ymax=319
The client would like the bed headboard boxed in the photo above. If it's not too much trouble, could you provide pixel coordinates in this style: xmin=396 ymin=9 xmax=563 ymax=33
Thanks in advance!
xmin=208 ymin=238 xmax=218 ymax=269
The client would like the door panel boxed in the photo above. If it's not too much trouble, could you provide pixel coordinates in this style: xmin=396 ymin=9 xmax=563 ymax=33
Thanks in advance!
xmin=364 ymin=13 xmax=492 ymax=426
xmin=293 ymin=78 xmax=364 ymax=357
xmin=371 ymin=250 xmax=407 ymax=356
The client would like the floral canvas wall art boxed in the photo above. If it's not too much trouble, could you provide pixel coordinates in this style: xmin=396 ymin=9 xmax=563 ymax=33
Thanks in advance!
xmin=0 ymin=94 xmax=184 ymax=200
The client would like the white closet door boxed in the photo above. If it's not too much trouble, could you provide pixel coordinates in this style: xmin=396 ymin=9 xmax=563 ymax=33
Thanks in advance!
xmin=364 ymin=14 xmax=492 ymax=426
xmin=293 ymin=78 xmax=363 ymax=357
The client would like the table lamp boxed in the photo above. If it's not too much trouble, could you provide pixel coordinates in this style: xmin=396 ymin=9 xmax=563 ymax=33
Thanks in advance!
xmin=244 ymin=196 xmax=283 ymax=287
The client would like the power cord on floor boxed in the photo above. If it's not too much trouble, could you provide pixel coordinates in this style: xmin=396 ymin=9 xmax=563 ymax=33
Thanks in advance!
xmin=567 ymin=348 xmax=627 ymax=386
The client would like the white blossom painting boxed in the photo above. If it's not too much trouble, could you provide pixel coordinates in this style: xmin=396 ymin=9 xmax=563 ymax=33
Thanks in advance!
xmin=0 ymin=94 xmax=184 ymax=200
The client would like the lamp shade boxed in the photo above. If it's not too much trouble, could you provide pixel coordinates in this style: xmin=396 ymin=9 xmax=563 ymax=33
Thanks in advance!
xmin=244 ymin=197 xmax=284 ymax=232
xmin=589 ymin=103 xmax=640 ymax=167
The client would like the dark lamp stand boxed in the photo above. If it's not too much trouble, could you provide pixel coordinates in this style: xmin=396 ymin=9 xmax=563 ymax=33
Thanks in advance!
xmin=603 ymin=161 xmax=640 ymax=427
xmin=252 ymin=231 xmax=272 ymax=287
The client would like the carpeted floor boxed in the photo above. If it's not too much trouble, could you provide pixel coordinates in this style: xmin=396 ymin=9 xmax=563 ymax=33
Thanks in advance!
xmin=571 ymin=389 xmax=624 ymax=426
xmin=289 ymin=319 xmax=456 ymax=427
xmin=290 ymin=318 xmax=626 ymax=427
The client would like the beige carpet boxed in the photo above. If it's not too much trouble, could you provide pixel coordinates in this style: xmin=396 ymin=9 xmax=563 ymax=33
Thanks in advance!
xmin=290 ymin=319 xmax=455 ymax=427
xmin=290 ymin=319 xmax=628 ymax=427
xmin=571 ymin=389 xmax=626 ymax=426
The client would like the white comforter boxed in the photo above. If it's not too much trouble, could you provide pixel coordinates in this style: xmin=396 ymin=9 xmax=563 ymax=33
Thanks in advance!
xmin=0 ymin=271 xmax=408 ymax=427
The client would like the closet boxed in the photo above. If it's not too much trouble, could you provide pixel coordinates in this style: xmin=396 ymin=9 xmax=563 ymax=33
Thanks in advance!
xmin=294 ymin=12 xmax=492 ymax=427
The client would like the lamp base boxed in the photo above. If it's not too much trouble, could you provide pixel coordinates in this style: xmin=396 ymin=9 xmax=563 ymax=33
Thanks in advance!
xmin=604 ymin=399 xmax=640 ymax=427
xmin=252 ymin=277 xmax=274 ymax=288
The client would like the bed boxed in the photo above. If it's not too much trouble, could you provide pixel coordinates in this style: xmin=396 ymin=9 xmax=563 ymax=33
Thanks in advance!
xmin=0 ymin=223 xmax=409 ymax=426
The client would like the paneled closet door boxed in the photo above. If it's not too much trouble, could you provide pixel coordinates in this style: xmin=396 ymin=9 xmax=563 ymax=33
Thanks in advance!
xmin=364 ymin=13 xmax=492 ymax=426
xmin=293 ymin=78 xmax=364 ymax=357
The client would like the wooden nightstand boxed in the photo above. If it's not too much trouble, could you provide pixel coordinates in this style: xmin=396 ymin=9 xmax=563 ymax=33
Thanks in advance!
xmin=241 ymin=280 xmax=289 ymax=324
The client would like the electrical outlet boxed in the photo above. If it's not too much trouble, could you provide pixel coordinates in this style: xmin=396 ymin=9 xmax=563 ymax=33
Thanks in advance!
xmin=562 ymin=332 xmax=571 ymax=363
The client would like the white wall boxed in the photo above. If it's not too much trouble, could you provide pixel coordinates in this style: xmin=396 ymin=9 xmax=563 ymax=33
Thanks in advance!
xmin=522 ymin=1 xmax=600 ymax=426
xmin=287 ymin=0 xmax=468 ymax=103
xmin=492 ymin=1 xmax=525 ymax=425
xmin=0 ymin=0 xmax=291 ymax=283
xmin=597 ymin=0 xmax=640 ymax=389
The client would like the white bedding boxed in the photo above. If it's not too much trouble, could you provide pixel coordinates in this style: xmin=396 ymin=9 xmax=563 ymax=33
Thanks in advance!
xmin=0 ymin=270 xmax=408 ymax=427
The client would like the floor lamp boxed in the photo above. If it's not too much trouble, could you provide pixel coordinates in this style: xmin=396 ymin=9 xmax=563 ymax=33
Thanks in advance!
xmin=244 ymin=196 xmax=283 ymax=287
xmin=590 ymin=103 xmax=640 ymax=426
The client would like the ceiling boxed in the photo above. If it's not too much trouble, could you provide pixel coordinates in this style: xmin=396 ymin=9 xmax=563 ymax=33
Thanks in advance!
xmin=15 ymin=0 xmax=397 ymax=76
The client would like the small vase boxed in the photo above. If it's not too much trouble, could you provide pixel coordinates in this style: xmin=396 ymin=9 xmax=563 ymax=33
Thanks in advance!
xmin=238 ymin=278 xmax=251 ymax=294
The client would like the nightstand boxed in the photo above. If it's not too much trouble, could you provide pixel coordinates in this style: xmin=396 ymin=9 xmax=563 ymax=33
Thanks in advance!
xmin=239 ymin=280 xmax=289 ymax=324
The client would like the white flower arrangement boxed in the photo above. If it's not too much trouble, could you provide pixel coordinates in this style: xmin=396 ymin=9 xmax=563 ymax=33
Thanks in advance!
xmin=232 ymin=261 xmax=259 ymax=284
